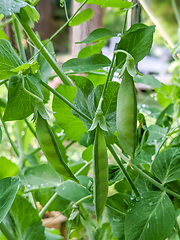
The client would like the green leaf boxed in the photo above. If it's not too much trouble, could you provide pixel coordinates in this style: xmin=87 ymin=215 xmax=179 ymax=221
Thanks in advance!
xmin=0 ymin=177 xmax=19 ymax=223
xmin=75 ymin=0 xmax=132 ymax=8
xmin=134 ymin=75 xmax=162 ymax=88
xmin=78 ymin=40 xmax=105 ymax=58
xmin=11 ymin=61 xmax=39 ymax=75
xmin=152 ymin=148 xmax=180 ymax=184
xmin=0 ymin=0 xmax=28 ymax=17
xmin=147 ymin=125 xmax=168 ymax=142
xmin=10 ymin=194 xmax=45 ymax=240
xmin=62 ymin=54 xmax=111 ymax=73
xmin=69 ymin=8 xmax=93 ymax=27
xmin=133 ymin=151 xmax=152 ymax=165
xmin=156 ymin=103 xmax=174 ymax=127
xmin=87 ymin=72 xmax=107 ymax=88
xmin=3 ymin=74 xmax=43 ymax=121
xmin=24 ymin=164 xmax=62 ymax=191
xmin=0 ymin=157 xmax=19 ymax=180
xmin=106 ymin=193 xmax=130 ymax=240
xmin=56 ymin=180 xmax=91 ymax=202
xmin=45 ymin=229 xmax=63 ymax=240
xmin=52 ymin=85 xmax=87 ymax=141
xmin=124 ymin=191 xmax=175 ymax=240
xmin=0 ymin=39 xmax=23 ymax=80
xmin=76 ymin=28 xmax=116 ymax=44
xmin=18 ymin=4 xmax=40 ymax=28
xmin=116 ymin=24 xmax=155 ymax=68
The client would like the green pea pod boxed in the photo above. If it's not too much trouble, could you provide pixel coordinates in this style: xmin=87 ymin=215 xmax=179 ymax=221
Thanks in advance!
xmin=116 ymin=67 xmax=137 ymax=159
xmin=36 ymin=113 xmax=79 ymax=183
xmin=93 ymin=124 xmax=108 ymax=220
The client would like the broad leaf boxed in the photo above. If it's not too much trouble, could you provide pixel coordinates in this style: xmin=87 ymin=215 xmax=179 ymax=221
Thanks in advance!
xmin=134 ymin=75 xmax=162 ymax=88
xmin=75 ymin=0 xmax=132 ymax=8
xmin=0 ymin=157 xmax=19 ymax=180
xmin=133 ymin=151 xmax=152 ymax=165
xmin=87 ymin=71 xmax=107 ymax=88
xmin=45 ymin=229 xmax=63 ymax=240
xmin=0 ymin=177 xmax=19 ymax=223
xmin=116 ymin=24 xmax=155 ymax=68
xmin=52 ymin=85 xmax=87 ymax=141
xmin=147 ymin=125 xmax=168 ymax=142
xmin=69 ymin=8 xmax=93 ymax=26
xmin=56 ymin=180 xmax=91 ymax=203
xmin=11 ymin=194 xmax=45 ymax=240
xmin=24 ymin=164 xmax=62 ymax=191
xmin=152 ymin=148 xmax=180 ymax=184
xmin=0 ymin=0 xmax=28 ymax=17
xmin=62 ymin=54 xmax=111 ymax=73
xmin=3 ymin=74 xmax=43 ymax=121
xmin=106 ymin=193 xmax=130 ymax=240
xmin=76 ymin=28 xmax=116 ymax=44
xmin=78 ymin=40 xmax=105 ymax=58
xmin=0 ymin=39 xmax=23 ymax=80
xmin=125 ymin=191 xmax=175 ymax=240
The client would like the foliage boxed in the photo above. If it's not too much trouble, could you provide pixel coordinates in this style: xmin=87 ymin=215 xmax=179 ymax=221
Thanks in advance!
xmin=0 ymin=0 xmax=180 ymax=240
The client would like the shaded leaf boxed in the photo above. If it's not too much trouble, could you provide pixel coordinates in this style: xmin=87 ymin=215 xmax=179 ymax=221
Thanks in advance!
xmin=134 ymin=75 xmax=162 ymax=88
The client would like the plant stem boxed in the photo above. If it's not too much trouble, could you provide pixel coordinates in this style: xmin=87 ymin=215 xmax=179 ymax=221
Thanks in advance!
xmin=0 ymin=18 xmax=13 ymax=28
xmin=171 ymin=0 xmax=180 ymax=27
xmin=0 ymin=222 xmax=16 ymax=240
xmin=0 ymin=110 xmax=19 ymax=157
xmin=113 ymin=145 xmax=180 ymax=199
xmin=75 ymin=160 xmax=92 ymax=176
xmin=39 ymin=192 xmax=58 ymax=218
xmin=138 ymin=0 xmax=175 ymax=49
xmin=16 ymin=121 xmax=25 ymax=168
xmin=64 ymin=0 xmax=69 ymax=21
xmin=65 ymin=140 xmax=75 ymax=149
xmin=73 ymin=195 xmax=92 ymax=206
xmin=32 ymin=0 xmax=40 ymax=6
xmin=13 ymin=15 xmax=27 ymax=62
xmin=0 ymin=79 xmax=9 ymax=86
xmin=40 ymin=80 xmax=92 ymax=123
xmin=122 ymin=9 xmax=129 ymax=36
xmin=108 ymin=145 xmax=140 ymax=197
xmin=15 ymin=15 xmax=72 ymax=86
xmin=24 ymin=118 xmax=36 ymax=137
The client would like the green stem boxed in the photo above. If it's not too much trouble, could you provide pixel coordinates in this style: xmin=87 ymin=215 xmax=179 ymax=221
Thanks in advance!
xmin=16 ymin=121 xmax=25 ymax=168
xmin=75 ymin=160 xmax=92 ymax=176
xmin=13 ymin=15 xmax=27 ymax=62
xmin=32 ymin=0 xmax=40 ymax=6
xmin=24 ymin=118 xmax=36 ymax=137
xmin=0 ymin=110 xmax=19 ymax=157
xmin=113 ymin=145 xmax=180 ymax=199
xmin=65 ymin=140 xmax=75 ymax=149
xmin=0 ymin=79 xmax=9 ymax=86
xmin=29 ymin=147 xmax=41 ymax=155
xmin=64 ymin=0 xmax=69 ymax=21
xmin=15 ymin=14 xmax=72 ymax=86
xmin=73 ymin=195 xmax=92 ymax=206
xmin=122 ymin=9 xmax=129 ymax=36
xmin=40 ymin=80 xmax=92 ymax=123
xmin=0 ymin=18 xmax=13 ymax=28
xmin=0 ymin=222 xmax=16 ymax=240
xmin=171 ymin=0 xmax=180 ymax=27
xmin=108 ymin=145 xmax=140 ymax=197
xmin=39 ymin=192 xmax=58 ymax=218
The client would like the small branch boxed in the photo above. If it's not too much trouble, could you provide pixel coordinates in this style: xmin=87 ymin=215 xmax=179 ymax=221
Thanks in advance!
xmin=75 ymin=160 xmax=92 ymax=176
xmin=40 ymin=80 xmax=92 ymax=124
xmin=0 ymin=18 xmax=13 ymax=28
xmin=108 ymin=145 xmax=140 ymax=197
xmin=0 ymin=110 xmax=19 ymax=158
xmin=24 ymin=119 xmax=36 ymax=137
xmin=73 ymin=195 xmax=92 ymax=207
xmin=13 ymin=15 xmax=27 ymax=62
xmin=39 ymin=192 xmax=58 ymax=218
xmin=0 ymin=222 xmax=16 ymax=240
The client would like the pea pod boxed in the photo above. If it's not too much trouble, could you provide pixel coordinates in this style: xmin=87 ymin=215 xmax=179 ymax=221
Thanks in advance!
xmin=116 ymin=67 xmax=137 ymax=159
xmin=93 ymin=124 xmax=108 ymax=220
xmin=36 ymin=113 xmax=79 ymax=182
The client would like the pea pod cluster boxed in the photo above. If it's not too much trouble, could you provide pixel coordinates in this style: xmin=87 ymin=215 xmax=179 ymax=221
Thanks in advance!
xmin=116 ymin=67 xmax=137 ymax=159
xmin=93 ymin=124 xmax=108 ymax=220
xmin=36 ymin=113 xmax=78 ymax=182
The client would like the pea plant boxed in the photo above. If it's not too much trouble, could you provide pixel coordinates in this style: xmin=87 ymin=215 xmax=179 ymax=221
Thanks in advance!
xmin=0 ymin=0 xmax=180 ymax=239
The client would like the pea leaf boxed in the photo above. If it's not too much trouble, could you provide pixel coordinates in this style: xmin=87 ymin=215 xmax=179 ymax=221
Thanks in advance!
xmin=125 ymin=191 xmax=175 ymax=240
xmin=45 ymin=229 xmax=63 ymax=240
xmin=0 ymin=0 xmax=28 ymax=17
xmin=10 ymin=194 xmax=45 ymax=240
xmin=106 ymin=193 xmax=130 ymax=240
xmin=147 ymin=125 xmax=168 ymax=142
xmin=75 ymin=0 xmax=132 ymax=8
xmin=3 ymin=74 xmax=43 ymax=121
xmin=69 ymin=8 xmax=93 ymax=26
xmin=78 ymin=40 xmax=105 ymax=58
xmin=152 ymin=148 xmax=180 ymax=184
xmin=134 ymin=75 xmax=162 ymax=88
xmin=56 ymin=180 xmax=91 ymax=203
xmin=0 ymin=157 xmax=19 ymax=180
xmin=24 ymin=164 xmax=62 ymax=191
xmin=116 ymin=24 xmax=155 ymax=68
xmin=52 ymin=85 xmax=87 ymax=141
xmin=0 ymin=39 xmax=23 ymax=80
xmin=133 ymin=151 xmax=152 ymax=165
xmin=76 ymin=28 xmax=116 ymax=44
xmin=62 ymin=54 xmax=111 ymax=73
xmin=0 ymin=177 xmax=19 ymax=223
